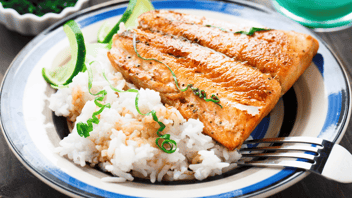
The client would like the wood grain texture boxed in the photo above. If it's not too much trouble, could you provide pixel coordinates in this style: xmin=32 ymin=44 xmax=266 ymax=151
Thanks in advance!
xmin=0 ymin=0 xmax=351 ymax=197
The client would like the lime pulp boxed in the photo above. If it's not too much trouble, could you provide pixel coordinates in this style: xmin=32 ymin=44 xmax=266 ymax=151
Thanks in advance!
xmin=42 ymin=20 xmax=86 ymax=87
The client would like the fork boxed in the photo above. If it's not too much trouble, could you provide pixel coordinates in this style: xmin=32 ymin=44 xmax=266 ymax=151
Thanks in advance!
xmin=237 ymin=137 xmax=352 ymax=183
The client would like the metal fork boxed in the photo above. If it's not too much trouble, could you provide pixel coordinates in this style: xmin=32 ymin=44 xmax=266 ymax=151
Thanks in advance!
xmin=237 ymin=137 xmax=352 ymax=183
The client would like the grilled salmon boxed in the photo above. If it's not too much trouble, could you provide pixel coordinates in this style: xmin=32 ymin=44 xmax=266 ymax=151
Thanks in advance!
xmin=108 ymin=29 xmax=282 ymax=150
xmin=138 ymin=10 xmax=319 ymax=94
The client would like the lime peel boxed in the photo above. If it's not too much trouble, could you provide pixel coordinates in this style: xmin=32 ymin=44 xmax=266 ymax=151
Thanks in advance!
xmin=100 ymin=0 xmax=154 ymax=46
xmin=42 ymin=20 xmax=86 ymax=87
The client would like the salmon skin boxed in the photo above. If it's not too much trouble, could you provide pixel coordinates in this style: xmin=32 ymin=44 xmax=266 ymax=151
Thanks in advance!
xmin=138 ymin=10 xmax=319 ymax=94
xmin=108 ymin=29 xmax=281 ymax=150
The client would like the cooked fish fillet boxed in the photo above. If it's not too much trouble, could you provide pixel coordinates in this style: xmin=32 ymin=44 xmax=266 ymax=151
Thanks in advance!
xmin=108 ymin=29 xmax=281 ymax=150
xmin=138 ymin=10 xmax=319 ymax=94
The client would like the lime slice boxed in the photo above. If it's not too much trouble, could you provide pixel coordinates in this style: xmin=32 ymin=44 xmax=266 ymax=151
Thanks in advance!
xmin=42 ymin=20 xmax=86 ymax=87
xmin=100 ymin=0 xmax=154 ymax=44
xmin=97 ymin=21 xmax=113 ymax=43
xmin=124 ymin=0 xmax=154 ymax=28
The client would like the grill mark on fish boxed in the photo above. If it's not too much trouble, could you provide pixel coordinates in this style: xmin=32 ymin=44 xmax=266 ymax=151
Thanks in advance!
xmin=108 ymin=29 xmax=281 ymax=150
xmin=125 ymin=29 xmax=280 ymax=104
xmin=138 ymin=10 xmax=319 ymax=94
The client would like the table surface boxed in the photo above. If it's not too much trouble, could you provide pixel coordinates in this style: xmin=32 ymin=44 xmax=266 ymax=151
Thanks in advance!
xmin=1 ymin=0 xmax=352 ymax=197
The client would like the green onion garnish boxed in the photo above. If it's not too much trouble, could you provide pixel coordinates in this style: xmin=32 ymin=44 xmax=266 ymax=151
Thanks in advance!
xmin=234 ymin=27 xmax=272 ymax=36
xmin=75 ymin=62 xmax=176 ymax=153
xmin=205 ymin=25 xmax=271 ymax=36
xmin=134 ymin=93 xmax=177 ymax=153
xmin=76 ymin=64 xmax=111 ymax=138
xmin=132 ymin=32 xmax=222 ymax=108
xmin=102 ymin=72 xmax=177 ymax=154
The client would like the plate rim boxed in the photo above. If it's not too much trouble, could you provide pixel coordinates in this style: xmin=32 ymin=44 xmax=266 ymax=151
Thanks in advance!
xmin=0 ymin=0 xmax=351 ymax=197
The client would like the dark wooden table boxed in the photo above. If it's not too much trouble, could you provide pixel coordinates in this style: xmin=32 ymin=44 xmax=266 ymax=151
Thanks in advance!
xmin=0 ymin=0 xmax=352 ymax=197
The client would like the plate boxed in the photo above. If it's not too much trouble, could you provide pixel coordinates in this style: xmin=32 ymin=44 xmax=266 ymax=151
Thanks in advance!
xmin=0 ymin=0 xmax=350 ymax=197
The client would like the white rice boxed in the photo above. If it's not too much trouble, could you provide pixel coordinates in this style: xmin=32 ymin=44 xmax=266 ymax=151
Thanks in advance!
xmin=50 ymin=44 xmax=241 ymax=183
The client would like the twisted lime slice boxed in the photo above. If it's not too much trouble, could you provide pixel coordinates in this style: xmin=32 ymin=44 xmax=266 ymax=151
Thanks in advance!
xmin=42 ymin=20 xmax=86 ymax=87
xmin=97 ymin=21 xmax=113 ymax=43
xmin=99 ymin=0 xmax=154 ymax=44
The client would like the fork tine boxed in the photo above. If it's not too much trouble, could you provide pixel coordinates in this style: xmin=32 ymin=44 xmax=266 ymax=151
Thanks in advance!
xmin=241 ymin=152 xmax=316 ymax=161
xmin=243 ymin=137 xmax=324 ymax=145
xmin=237 ymin=159 xmax=312 ymax=170
xmin=238 ymin=137 xmax=352 ymax=183
xmin=239 ymin=145 xmax=320 ymax=153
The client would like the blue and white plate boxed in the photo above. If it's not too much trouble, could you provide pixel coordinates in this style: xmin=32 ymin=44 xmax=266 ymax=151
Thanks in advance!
xmin=1 ymin=0 xmax=350 ymax=197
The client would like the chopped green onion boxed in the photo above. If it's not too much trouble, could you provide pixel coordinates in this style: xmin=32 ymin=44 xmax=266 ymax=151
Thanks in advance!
xmin=234 ymin=27 xmax=272 ymax=36
xmin=136 ymin=94 xmax=177 ymax=153
xmin=205 ymin=25 xmax=271 ymax=36
xmin=132 ymin=33 xmax=186 ymax=91
xmin=190 ymin=86 xmax=221 ymax=105
xmin=205 ymin=24 xmax=228 ymax=32
xmin=132 ymin=32 xmax=222 ymax=108
xmin=76 ymin=64 xmax=111 ymax=138
xmin=134 ymin=92 xmax=177 ymax=153
xmin=102 ymin=72 xmax=177 ymax=153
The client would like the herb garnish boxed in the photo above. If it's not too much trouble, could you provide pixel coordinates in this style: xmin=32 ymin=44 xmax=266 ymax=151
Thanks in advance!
xmin=76 ymin=64 xmax=111 ymax=138
xmin=134 ymin=93 xmax=177 ymax=154
xmin=102 ymin=72 xmax=177 ymax=154
xmin=205 ymin=25 xmax=271 ymax=36
xmin=76 ymin=62 xmax=177 ymax=153
xmin=132 ymin=33 xmax=222 ymax=107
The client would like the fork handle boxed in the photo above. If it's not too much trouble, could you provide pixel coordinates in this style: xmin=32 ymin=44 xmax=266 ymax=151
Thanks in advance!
xmin=318 ymin=143 xmax=352 ymax=183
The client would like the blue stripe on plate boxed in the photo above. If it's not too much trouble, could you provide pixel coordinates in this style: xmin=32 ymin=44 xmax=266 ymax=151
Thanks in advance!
xmin=311 ymin=53 xmax=343 ymax=138
xmin=66 ymin=1 xmax=302 ymax=196
xmin=313 ymin=53 xmax=324 ymax=76
xmin=78 ymin=0 xmax=244 ymax=28
xmin=319 ymin=92 xmax=342 ymax=137
xmin=50 ymin=1 xmax=343 ymax=197
xmin=79 ymin=6 xmax=126 ymax=28
xmin=2 ymin=0 xmax=346 ymax=197
xmin=202 ymin=168 xmax=297 ymax=198
xmin=251 ymin=117 xmax=270 ymax=140
xmin=247 ymin=116 xmax=270 ymax=148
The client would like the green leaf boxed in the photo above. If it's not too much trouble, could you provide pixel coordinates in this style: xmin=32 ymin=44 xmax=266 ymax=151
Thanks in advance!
xmin=205 ymin=24 xmax=271 ymax=36
xmin=234 ymin=27 xmax=272 ymax=36
xmin=132 ymin=32 xmax=222 ymax=108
